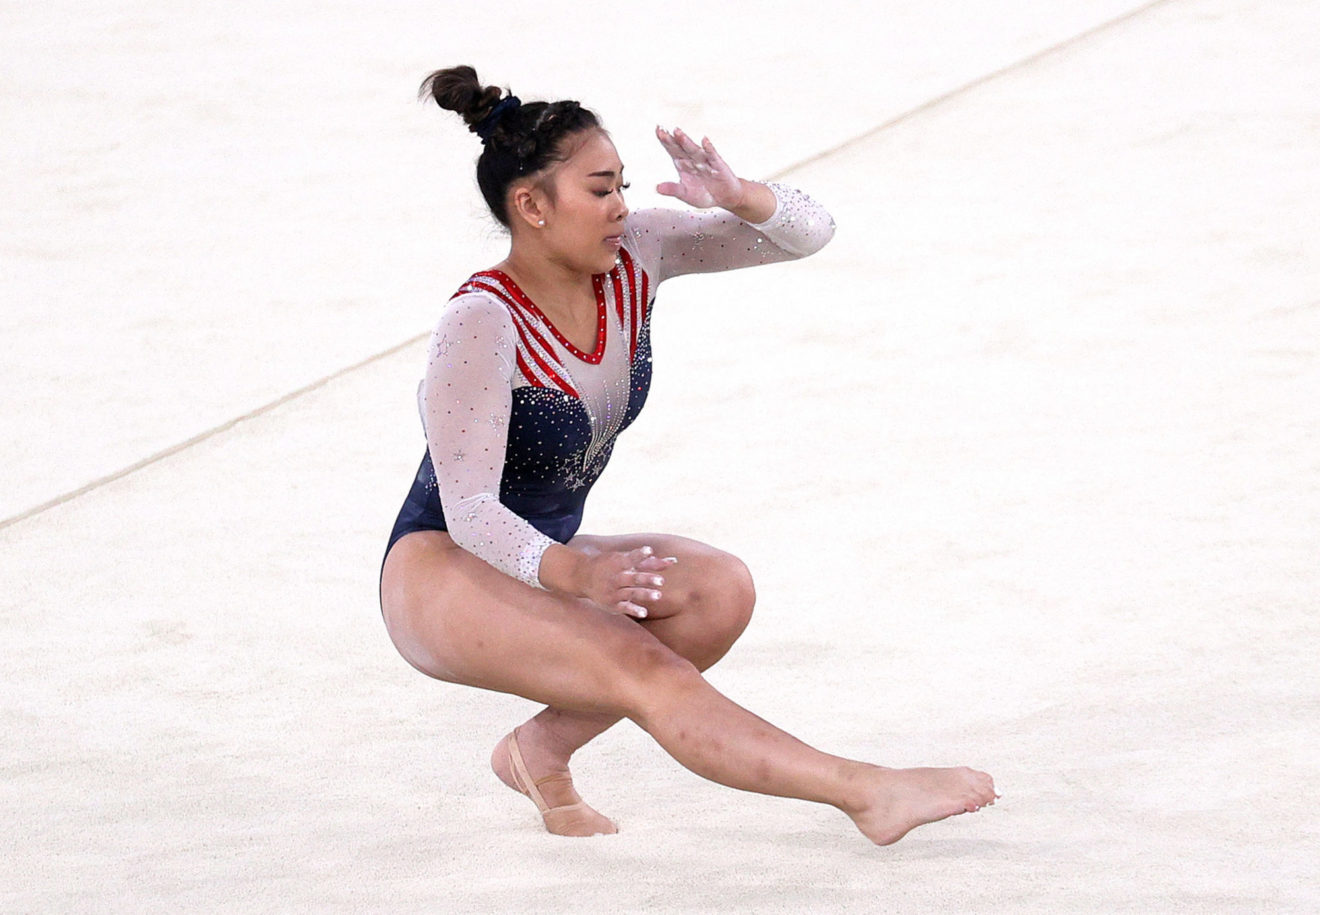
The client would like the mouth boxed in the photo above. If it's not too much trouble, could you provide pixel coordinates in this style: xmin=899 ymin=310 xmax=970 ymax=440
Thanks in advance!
xmin=604 ymin=234 xmax=624 ymax=248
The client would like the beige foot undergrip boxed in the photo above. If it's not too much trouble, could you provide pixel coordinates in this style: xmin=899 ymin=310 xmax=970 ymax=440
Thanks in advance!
xmin=503 ymin=727 xmax=617 ymax=837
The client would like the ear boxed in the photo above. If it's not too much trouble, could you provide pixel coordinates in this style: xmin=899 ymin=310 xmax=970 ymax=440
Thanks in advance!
xmin=508 ymin=181 xmax=549 ymax=230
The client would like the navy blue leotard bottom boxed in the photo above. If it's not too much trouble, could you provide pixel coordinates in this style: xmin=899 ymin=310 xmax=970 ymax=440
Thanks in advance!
xmin=388 ymin=449 xmax=589 ymax=552
xmin=379 ymin=448 xmax=589 ymax=600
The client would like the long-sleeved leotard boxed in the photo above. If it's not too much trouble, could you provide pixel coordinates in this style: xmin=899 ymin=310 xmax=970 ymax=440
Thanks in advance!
xmin=385 ymin=182 xmax=835 ymax=587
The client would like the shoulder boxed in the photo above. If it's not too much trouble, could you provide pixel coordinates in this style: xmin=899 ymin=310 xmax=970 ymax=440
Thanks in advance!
xmin=449 ymin=271 xmax=517 ymax=317
xmin=437 ymin=281 xmax=517 ymax=340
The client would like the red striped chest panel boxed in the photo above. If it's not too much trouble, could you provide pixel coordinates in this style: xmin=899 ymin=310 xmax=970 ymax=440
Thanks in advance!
xmin=448 ymin=248 xmax=654 ymax=513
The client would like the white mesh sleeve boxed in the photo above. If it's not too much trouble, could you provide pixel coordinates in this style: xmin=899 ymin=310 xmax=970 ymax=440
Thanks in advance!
xmin=420 ymin=294 xmax=556 ymax=588
xmin=626 ymin=182 xmax=835 ymax=282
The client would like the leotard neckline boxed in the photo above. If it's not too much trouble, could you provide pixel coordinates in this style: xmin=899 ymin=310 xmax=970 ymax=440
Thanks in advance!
xmin=476 ymin=268 xmax=609 ymax=365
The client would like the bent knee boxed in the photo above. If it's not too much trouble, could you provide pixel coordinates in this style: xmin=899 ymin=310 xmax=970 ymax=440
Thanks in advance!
xmin=672 ymin=549 xmax=755 ymax=631
xmin=723 ymin=553 xmax=756 ymax=627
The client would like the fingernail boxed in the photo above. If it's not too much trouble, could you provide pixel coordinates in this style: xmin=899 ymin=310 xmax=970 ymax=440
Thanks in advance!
xmin=635 ymin=607 xmax=647 ymax=619
xmin=663 ymin=556 xmax=679 ymax=564
xmin=641 ymin=546 xmax=653 ymax=556
xmin=651 ymin=591 xmax=661 ymax=601
xmin=654 ymin=576 xmax=664 ymax=587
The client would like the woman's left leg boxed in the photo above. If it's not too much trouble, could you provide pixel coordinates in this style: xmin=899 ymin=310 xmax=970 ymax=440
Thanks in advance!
xmin=491 ymin=532 xmax=756 ymax=820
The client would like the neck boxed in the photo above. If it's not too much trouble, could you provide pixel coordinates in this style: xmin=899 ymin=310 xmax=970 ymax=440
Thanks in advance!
xmin=499 ymin=243 xmax=595 ymax=311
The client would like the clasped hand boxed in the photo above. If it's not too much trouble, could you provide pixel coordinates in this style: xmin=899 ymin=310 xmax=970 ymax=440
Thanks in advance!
xmin=580 ymin=545 xmax=677 ymax=620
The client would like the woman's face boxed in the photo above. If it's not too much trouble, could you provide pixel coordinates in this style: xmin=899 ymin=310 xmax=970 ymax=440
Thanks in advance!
xmin=535 ymin=129 xmax=630 ymax=275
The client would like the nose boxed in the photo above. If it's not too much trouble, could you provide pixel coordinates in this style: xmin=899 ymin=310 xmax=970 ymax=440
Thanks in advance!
xmin=614 ymin=194 xmax=628 ymax=221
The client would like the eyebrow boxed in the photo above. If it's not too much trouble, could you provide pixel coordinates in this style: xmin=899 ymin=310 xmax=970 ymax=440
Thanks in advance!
xmin=587 ymin=167 xmax=625 ymax=178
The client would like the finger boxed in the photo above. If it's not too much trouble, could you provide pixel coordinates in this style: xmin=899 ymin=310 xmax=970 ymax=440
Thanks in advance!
xmin=662 ymin=127 xmax=698 ymax=165
xmin=619 ymin=601 xmax=648 ymax=619
xmin=623 ymin=568 xmax=662 ymax=587
xmin=658 ymin=144 xmax=698 ymax=178
xmin=701 ymin=136 xmax=733 ymax=175
xmin=675 ymin=126 xmax=707 ymax=151
xmin=622 ymin=586 xmax=663 ymax=605
xmin=656 ymin=181 xmax=682 ymax=198
xmin=655 ymin=127 xmax=689 ymax=163
xmin=633 ymin=553 xmax=679 ymax=569
xmin=672 ymin=127 xmax=705 ymax=159
xmin=625 ymin=545 xmax=656 ymax=565
xmin=638 ymin=555 xmax=679 ymax=570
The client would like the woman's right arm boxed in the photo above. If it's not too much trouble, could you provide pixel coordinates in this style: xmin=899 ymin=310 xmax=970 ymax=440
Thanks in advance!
xmin=422 ymin=295 xmax=557 ymax=588
xmin=423 ymin=295 xmax=666 ymax=616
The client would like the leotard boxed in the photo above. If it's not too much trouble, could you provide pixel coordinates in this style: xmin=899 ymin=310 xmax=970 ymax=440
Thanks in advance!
xmin=385 ymin=182 xmax=835 ymax=587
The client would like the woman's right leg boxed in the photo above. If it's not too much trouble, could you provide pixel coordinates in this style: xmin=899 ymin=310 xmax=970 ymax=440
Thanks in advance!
xmin=380 ymin=531 xmax=996 ymax=845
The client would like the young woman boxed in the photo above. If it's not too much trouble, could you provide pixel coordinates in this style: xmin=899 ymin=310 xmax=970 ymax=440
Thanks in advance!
xmin=379 ymin=65 xmax=996 ymax=844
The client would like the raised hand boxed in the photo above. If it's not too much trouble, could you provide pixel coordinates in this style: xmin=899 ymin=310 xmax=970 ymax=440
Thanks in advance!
xmin=655 ymin=126 xmax=746 ymax=210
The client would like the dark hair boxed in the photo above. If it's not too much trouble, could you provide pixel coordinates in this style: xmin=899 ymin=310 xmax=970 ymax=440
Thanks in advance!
xmin=419 ymin=65 xmax=602 ymax=227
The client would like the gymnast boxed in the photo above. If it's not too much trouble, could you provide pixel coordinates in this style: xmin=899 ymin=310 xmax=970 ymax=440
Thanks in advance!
xmin=379 ymin=64 xmax=996 ymax=842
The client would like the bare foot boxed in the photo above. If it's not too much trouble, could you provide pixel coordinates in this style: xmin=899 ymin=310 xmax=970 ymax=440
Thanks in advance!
xmin=846 ymin=765 xmax=998 ymax=846
xmin=490 ymin=727 xmax=617 ymax=837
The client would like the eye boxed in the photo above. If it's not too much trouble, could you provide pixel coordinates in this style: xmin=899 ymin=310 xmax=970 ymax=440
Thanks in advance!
xmin=595 ymin=182 xmax=630 ymax=197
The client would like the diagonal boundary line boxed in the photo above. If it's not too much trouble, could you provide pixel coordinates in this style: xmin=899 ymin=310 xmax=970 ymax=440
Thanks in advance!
xmin=766 ymin=0 xmax=1174 ymax=179
xmin=0 ymin=0 xmax=1172 ymax=533
xmin=0 ymin=332 xmax=428 ymax=532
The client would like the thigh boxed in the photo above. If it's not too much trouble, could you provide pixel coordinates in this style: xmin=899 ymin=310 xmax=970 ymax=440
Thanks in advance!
xmin=379 ymin=530 xmax=693 ymax=715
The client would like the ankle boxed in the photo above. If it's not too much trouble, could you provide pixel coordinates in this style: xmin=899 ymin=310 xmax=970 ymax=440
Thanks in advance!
xmin=516 ymin=720 xmax=577 ymax=772
xmin=834 ymin=761 xmax=885 ymax=816
xmin=523 ymin=714 xmax=582 ymax=763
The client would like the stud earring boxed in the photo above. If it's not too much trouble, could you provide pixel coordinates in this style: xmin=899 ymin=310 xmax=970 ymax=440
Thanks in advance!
xmin=537 ymin=219 xmax=546 ymax=227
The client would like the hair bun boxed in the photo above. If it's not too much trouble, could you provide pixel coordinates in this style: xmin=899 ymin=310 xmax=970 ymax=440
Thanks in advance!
xmin=417 ymin=66 xmax=601 ymax=227
xmin=419 ymin=65 xmax=505 ymax=134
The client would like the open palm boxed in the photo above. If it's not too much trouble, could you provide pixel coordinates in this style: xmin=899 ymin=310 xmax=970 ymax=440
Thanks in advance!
xmin=655 ymin=126 xmax=745 ymax=210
